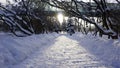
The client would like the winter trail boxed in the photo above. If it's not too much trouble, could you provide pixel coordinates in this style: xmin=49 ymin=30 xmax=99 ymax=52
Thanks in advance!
xmin=12 ymin=35 xmax=112 ymax=68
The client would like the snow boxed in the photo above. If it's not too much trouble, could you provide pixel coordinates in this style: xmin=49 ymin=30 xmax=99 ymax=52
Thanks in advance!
xmin=0 ymin=32 xmax=120 ymax=68
xmin=0 ymin=32 xmax=59 ymax=68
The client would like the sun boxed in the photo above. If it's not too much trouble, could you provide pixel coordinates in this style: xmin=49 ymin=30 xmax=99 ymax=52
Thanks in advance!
xmin=57 ymin=13 xmax=64 ymax=24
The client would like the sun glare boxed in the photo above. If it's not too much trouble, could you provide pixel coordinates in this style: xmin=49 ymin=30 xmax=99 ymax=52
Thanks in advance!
xmin=0 ymin=0 xmax=6 ymax=4
xmin=57 ymin=13 xmax=64 ymax=24
xmin=64 ymin=17 xmax=68 ymax=21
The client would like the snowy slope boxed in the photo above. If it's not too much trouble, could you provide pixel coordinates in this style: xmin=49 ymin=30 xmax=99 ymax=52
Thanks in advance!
xmin=0 ymin=32 xmax=120 ymax=68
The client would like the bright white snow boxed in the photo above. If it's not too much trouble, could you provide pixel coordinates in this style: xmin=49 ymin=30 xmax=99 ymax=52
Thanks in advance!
xmin=0 ymin=32 xmax=120 ymax=68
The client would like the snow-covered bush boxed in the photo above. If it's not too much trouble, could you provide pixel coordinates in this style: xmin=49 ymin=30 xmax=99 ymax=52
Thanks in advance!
xmin=66 ymin=18 xmax=75 ymax=36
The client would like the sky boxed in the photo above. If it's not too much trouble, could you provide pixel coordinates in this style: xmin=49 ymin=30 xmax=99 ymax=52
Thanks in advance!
xmin=0 ymin=0 xmax=14 ymax=4
xmin=0 ymin=0 xmax=6 ymax=4
xmin=0 ymin=0 xmax=118 ymax=5
xmin=57 ymin=0 xmax=118 ymax=3
xmin=80 ymin=0 xmax=118 ymax=3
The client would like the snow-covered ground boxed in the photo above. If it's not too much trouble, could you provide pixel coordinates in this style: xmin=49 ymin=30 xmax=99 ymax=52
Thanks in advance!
xmin=0 ymin=32 xmax=120 ymax=68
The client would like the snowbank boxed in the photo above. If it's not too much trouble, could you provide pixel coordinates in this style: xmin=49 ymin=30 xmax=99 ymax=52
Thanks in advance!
xmin=0 ymin=32 xmax=120 ymax=68
xmin=70 ymin=32 xmax=120 ymax=68
xmin=0 ymin=32 xmax=59 ymax=68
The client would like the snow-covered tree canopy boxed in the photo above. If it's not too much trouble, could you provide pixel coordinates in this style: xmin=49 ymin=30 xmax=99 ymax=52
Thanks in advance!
xmin=43 ymin=0 xmax=120 ymax=39
xmin=0 ymin=0 xmax=120 ymax=39
xmin=0 ymin=0 xmax=62 ymax=36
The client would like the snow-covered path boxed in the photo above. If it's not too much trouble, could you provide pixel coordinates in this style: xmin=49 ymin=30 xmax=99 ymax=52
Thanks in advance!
xmin=12 ymin=35 xmax=112 ymax=68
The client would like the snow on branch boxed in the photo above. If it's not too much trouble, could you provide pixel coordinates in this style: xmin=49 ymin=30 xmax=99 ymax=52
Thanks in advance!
xmin=44 ymin=0 xmax=120 ymax=39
